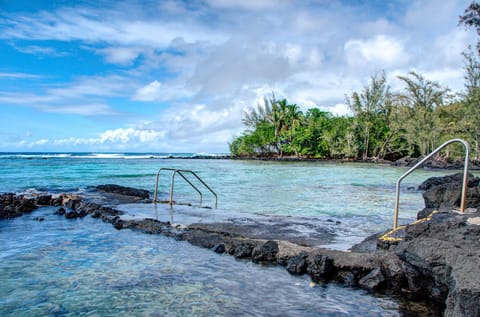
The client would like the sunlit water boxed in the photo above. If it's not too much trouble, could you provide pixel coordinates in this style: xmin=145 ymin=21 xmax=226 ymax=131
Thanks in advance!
xmin=0 ymin=153 xmax=455 ymax=316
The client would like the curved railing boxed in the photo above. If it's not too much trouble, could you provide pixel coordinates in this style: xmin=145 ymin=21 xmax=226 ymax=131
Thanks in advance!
xmin=393 ymin=138 xmax=469 ymax=229
xmin=154 ymin=168 xmax=217 ymax=208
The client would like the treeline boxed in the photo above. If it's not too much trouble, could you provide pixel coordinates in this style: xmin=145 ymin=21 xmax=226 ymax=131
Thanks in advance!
xmin=229 ymin=51 xmax=480 ymax=161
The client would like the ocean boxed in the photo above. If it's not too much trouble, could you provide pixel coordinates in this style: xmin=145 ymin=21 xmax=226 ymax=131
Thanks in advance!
xmin=0 ymin=153 xmax=449 ymax=316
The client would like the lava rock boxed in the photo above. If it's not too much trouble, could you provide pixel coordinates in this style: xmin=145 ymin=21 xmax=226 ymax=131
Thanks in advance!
xmin=54 ymin=207 xmax=66 ymax=215
xmin=286 ymin=255 xmax=307 ymax=275
xmin=358 ymin=267 xmax=385 ymax=290
xmin=252 ymin=240 xmax=278 ymax=263
xmin=36 ymin=195 xmax=52 ymax=206
xmin=306 ymin=254 xmax=335 ymax=282
xmin=96 ymin=184 xmax=150 ymax=199
xmin=234 ymin=242 xmax=254 ymax=259
xmin=65 ymin=210 xmax=79 ymax=219
xmin=212 ymin=244 xmax=225 ymax=254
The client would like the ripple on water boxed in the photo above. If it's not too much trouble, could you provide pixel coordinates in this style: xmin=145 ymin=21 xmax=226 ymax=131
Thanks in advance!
xmin=0 ymin=208 xmax=406 ymax=316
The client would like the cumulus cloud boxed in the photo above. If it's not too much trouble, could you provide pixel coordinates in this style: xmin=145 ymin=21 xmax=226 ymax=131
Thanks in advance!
xmin=17 ymin=128 xmax=165 ymax=150
xmin=0 ymin=0 xmax=475 ymax=152
xmin=344 ymin=35 xmax=409 ymax=69
xmin=96 ymin=47 xmax=142 ymax=65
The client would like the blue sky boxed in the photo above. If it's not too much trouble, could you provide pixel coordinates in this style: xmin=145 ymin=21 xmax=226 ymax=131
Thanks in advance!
xmin=0 ymin=0 xmax=475 ymax=153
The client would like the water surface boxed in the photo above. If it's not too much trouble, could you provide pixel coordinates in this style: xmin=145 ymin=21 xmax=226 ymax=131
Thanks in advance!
xmin=0 ymin=154 xmax=453 ymax=315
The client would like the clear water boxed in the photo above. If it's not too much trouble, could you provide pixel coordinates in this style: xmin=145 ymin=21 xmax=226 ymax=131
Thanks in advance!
xmin=0 ymin=153 xmax=453 ymax=316
xmin=0 ymin=208 xmax=404 ymax=316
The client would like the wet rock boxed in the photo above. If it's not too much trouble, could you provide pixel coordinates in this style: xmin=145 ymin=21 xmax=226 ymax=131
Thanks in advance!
xmin=418 ymin=173 xmax=478 ymax=191
xmin=54 ymin=207 xmax=66 ymax=215
xmin=65 ymin=199 xmax=80 ymax=210
xmin=36 ymin=195 xmax=52 ymax=206
xmin=337 ymin=271 xmax=356 ymax=287
xmin=234 ymin=242 xmax=254 ymax=259
xmin=350 ymin=231 xmax=383 ymax=253
xmin=65 ymin=210 xmax=79 ymax=219
xmin=212 ymin=244 xmax=225 ymax=254
xmin=393 ymin=210 xmax=480 ymax=314
xmin=96 ymin=184 xmax=150 ymax=199
xmin=418 ymin=173 xmax=480 ymax=210
xmin=286 ymin=254 xmax=307 ymax=275
xmin=358 ymin=268 xmax=385 ymax=290
xmin=0 ymin=194 xmax=38 ymax=219
xmin=306 ymin=254 xmax=335 ymax=282
xmin=33 ymin=216 xmax=45 ymax=222
xmin=252 ymin=240 xmax=278 ymax=263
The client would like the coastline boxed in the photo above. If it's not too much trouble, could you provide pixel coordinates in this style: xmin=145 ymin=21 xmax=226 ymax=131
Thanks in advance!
xmin=1 ymin=151 xmax=478 ymax=171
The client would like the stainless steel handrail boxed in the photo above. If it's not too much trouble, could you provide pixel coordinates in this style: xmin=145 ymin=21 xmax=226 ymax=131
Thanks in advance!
xmin=154 ymin=168 xmax=217 ymax=208
xmin=393 ymin=138 xmax=469 ymax=229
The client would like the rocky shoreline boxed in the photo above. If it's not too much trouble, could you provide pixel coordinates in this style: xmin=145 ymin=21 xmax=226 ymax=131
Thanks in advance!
xmin=1 ymin=175 xmax=480 ymax=316
xmin=232 ymin=154 xmax=480 ymax=170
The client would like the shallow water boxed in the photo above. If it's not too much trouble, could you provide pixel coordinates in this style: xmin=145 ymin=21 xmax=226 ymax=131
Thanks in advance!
xmin=0 ymin=154 xmax=449 ymax=244
xmin=1 ymin=208 xmax=404 ymax=316
xmin=0 ymin=154 xmax=455 ymax=315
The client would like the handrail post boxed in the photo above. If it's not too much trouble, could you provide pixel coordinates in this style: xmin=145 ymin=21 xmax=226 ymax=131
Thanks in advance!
xmin=177 ymin=171 xmax=203 ymax=206
xmin=170 ymin=170 xmax=176 ymax=207
xmin=393 ymin=138 xmax=469 ymax=229
xmin=153 ymin=167 xmax=217 ymax=208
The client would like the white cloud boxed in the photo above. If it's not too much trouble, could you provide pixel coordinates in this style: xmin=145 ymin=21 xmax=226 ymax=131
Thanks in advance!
xmin=0 ymin=72 xmax=43 ymax=79
xmin=205 ymin=0 xmax=290 ymax=10
xmin=0 ymin=1 xmax=476 ymax=152
xmin=344 ymin=35 xmax=409 ymax=69
xmin=0 ymin=7 xmax=227 ymax=47
xmin=97 ymin=47 xmax=142 ymax=65
xmin=133 ymin=81 xmax=163 ymax=101
xmin=42 ymin=104 xmax=117 ymax=116
xmin=98 ymin=128 xmax=164 ymax=144
xmin=133 ymin=80 xmax=193 ymax=102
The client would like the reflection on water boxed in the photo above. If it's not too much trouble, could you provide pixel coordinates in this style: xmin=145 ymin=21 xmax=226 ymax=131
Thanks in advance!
xmin=1 ymin=208 xmax=405 ymax=316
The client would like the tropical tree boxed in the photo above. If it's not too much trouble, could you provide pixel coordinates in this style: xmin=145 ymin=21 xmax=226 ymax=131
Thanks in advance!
xmin=347 ymin=72 xmax=392 ymax=160
xmin=396 ymin=71 xmax=449 ymax=156
xmin=459 ymin=2 xmax=480 ymax=56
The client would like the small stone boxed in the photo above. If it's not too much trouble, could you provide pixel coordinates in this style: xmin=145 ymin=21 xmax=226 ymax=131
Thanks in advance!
xmin=307 ymin=254 xmax=335 ymax=282
xmin=252 ymin=240 xmax=278 ymax=263
xmin=234 ymin=242 xmax=254 ymax=258
xmin=54 ymin=207 xmax=66 ymax=216
xmin=212 ymin=244 xmax=225 ymax=254
xmin=358 ymin=267 xmax=385 ymax=290
xmin=286 ymin=255 xmax=307 ymax=275
xmin=65 ymin=211 xmax=79 ymax=219
xmin=36 ymin=195 xmax=52 ymax=206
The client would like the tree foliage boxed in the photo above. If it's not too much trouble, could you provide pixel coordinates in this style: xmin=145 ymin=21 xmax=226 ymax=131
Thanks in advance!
xmin=230 ymin=2 xmax=480 ymax=161
xmin=230 ymin=67 xmax=480 ymax=161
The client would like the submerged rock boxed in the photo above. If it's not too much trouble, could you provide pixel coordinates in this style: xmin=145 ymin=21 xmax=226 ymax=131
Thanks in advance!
xmin=96 ymin=184 xmax=150 ymax=200
xmin=0 ymin=193 xmax=38 ymax=219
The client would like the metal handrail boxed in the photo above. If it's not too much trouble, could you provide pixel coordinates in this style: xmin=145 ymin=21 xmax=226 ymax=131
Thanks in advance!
xmin=393 ymin=138 xmax=469 ymax=229
xmin=154 ymin=168 xmax=217 ymax=208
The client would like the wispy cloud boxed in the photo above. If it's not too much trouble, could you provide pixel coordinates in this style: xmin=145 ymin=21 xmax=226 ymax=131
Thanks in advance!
xmin=0 ymin=72 xmax=43 ymax=79
xmin=0 ymin=0 xmax=476 ymax=152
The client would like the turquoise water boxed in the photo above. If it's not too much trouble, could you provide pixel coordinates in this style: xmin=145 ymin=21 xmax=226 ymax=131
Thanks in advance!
xmin=0 ymin=153 xmax=451 ymax=316
xmin=1 ymin=208 xmax=405 ymax=316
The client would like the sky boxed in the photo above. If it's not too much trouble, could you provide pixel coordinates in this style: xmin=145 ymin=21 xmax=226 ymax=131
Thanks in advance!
xmin=0 ymin=0 xmax=476 ymax=153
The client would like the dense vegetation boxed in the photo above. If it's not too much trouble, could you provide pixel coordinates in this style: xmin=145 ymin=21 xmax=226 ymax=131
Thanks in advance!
xmin=229 ymin=3 xmax=480 ymax=161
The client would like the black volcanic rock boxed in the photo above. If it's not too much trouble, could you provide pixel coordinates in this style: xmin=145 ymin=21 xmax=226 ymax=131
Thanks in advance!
xmin=96 ymin=184 xmax=150 ymax=199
